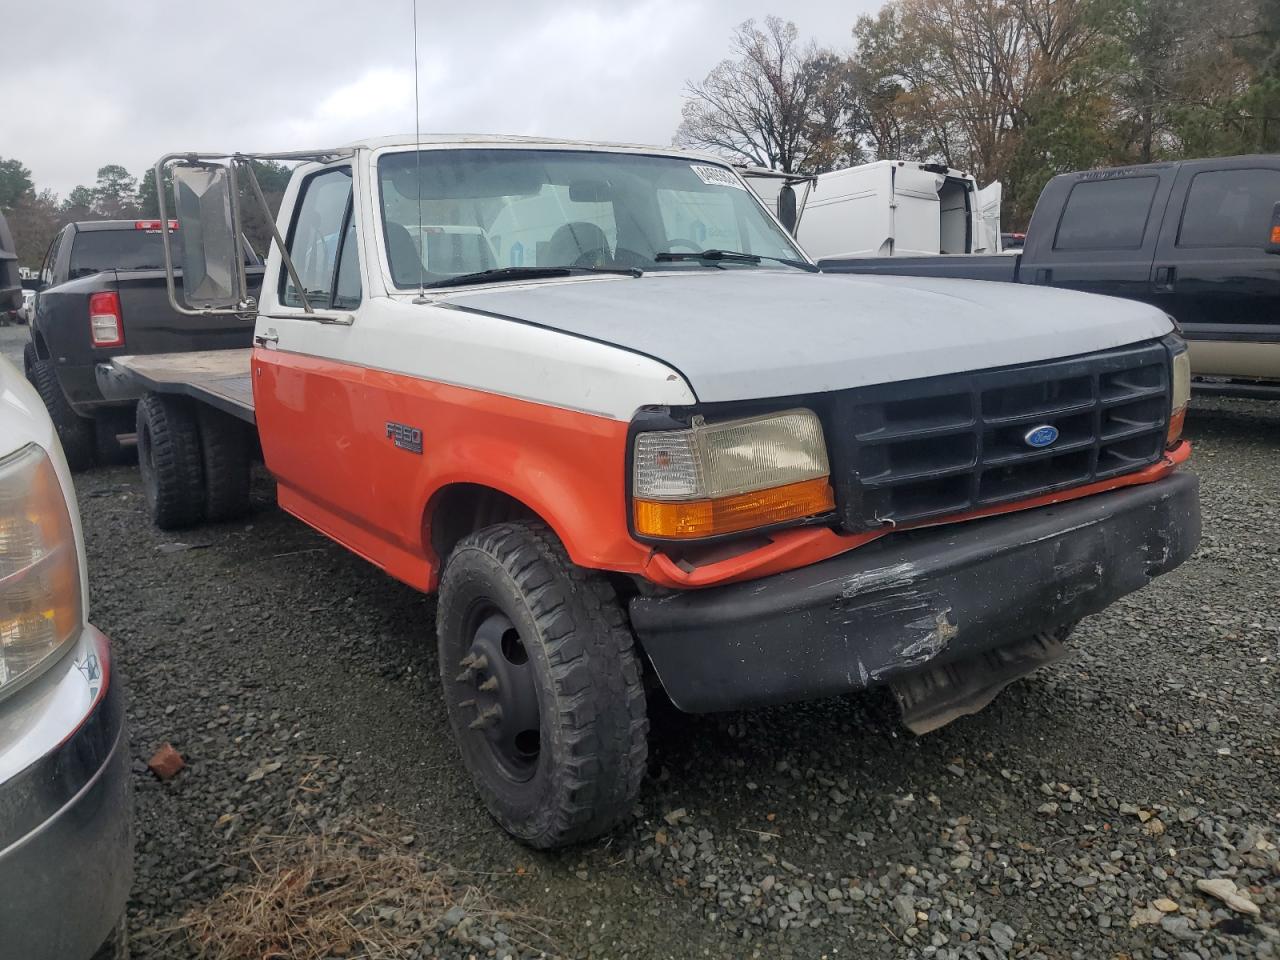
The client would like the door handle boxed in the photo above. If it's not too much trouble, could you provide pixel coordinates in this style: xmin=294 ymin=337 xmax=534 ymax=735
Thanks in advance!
xmin=254 ymin=329 xmax=279 ymax=347
xmin=1154 ymin=265 xmax=1177 ymax=289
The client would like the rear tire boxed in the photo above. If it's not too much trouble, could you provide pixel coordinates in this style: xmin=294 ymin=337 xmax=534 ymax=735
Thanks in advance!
xmin=198 ymin=407 xmax=251 ymax=522
xmin=437 ymin=521 xmax=648 ymax=849
xmin=136 ymin=394 xmax=205 ymax=530
xmin=28 ymin=356 xmax=95 ymax=472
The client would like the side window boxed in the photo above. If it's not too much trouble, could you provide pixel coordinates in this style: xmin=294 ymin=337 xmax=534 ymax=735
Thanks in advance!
xmin=332 ymin=213 xmax=362 ymax=309
xmin=1053 ymin=177 xmax=1158 ymax=251
xmin=1177 ymin=168 xmax=1280 ymax=248
xmin=281 ymin=167 xmax=354 ymax=308
xmin=40 ymin=231 xmax=62 ymax=285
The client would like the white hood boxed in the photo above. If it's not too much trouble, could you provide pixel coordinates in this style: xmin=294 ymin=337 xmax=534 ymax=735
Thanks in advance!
xmin=442 ymin=270 xmax=1174 ymax=403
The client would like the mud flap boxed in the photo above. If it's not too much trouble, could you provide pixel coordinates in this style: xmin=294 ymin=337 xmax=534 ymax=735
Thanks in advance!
xmin=892 ymin=628 xmax=1071 ymax=735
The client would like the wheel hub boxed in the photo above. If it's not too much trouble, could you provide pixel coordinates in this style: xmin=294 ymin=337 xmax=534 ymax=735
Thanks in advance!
xmin=457 ymin=610 xmax=540 ymax=781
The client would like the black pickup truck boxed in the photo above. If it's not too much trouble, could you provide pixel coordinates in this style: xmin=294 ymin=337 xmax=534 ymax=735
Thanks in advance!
xmin=0 ymin=213 xmax=19 ymax=322
xmin=822 ymin=155 xmax=1280 ymax=399
xmin=25 ymin=219 xmax=262 ymax=469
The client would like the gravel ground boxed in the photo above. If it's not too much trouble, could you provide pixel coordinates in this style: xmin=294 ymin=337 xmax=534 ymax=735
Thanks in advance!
xmin=1 ymin=327 xmax=1276 ymax=958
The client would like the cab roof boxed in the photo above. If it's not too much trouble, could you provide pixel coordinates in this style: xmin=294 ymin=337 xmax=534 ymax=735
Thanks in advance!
xmin=341 ymin=133 xmax=729 ymax=165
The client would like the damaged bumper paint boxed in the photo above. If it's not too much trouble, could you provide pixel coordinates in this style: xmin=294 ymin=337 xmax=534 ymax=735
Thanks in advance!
xmin=629 ymin=472 xmax=1200 ymax=714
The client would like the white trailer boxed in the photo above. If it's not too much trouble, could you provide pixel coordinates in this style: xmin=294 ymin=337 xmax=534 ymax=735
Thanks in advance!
xmin=745 ymin=160 xmax=1003 ymax=260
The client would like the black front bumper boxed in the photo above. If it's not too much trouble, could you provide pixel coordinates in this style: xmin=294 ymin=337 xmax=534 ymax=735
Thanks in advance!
xmin=630 ymin=472 xmax=1200 ymax=713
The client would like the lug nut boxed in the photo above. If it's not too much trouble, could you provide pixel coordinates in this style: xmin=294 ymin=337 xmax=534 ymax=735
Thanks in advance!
xmin=469 ymin=705 xmax=503 ymax=730
xmin=455 ymin=654 xmax=478 ymax=683
xmin=456 ymin=654 xmax=491 ymax=683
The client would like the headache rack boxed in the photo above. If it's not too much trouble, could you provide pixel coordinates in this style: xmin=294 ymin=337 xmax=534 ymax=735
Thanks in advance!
xmin=827 ymin=340 xmax=1172 ymax=530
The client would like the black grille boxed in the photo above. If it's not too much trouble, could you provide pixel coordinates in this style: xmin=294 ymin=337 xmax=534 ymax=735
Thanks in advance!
xmin=829 ymin=342 xmax=1171 ymax=530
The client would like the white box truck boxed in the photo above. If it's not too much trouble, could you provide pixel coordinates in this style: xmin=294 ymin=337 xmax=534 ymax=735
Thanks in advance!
xmin=745 ymin=160 xmax=1003 ymax=259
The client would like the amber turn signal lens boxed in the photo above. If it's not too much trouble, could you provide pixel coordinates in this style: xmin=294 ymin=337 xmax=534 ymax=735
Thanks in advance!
xmin=1167 ymin=348 xmax=1190 ymax=447
xmin=1167 ymin=406 xmax=1187 ymax=448
xmin=634 ymin=477 xmax=835 ymax=539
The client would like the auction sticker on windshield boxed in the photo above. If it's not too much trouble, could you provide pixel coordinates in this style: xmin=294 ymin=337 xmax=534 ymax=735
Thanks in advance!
xmin=690 ymin=165 xmax=746 ymax=190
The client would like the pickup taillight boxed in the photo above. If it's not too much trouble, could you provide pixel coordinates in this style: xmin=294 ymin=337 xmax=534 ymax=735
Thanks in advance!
xmin=89 ymin=291 xmax=124 ymax=348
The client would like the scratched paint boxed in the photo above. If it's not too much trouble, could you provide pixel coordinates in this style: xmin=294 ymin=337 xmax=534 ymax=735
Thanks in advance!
xmin=897 ymin=608 xmax=959 ymax=664
xmin=838 ymin=561 xmax=919 ymax=599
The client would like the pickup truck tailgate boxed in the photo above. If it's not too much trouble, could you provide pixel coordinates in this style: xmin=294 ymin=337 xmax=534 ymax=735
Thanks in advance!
xmin=114 ymin=270 xmax=257 ymax=353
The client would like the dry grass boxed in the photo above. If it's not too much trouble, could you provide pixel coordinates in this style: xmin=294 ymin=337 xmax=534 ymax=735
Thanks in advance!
xmin=178 ymin=820 xmax=554 ymax=960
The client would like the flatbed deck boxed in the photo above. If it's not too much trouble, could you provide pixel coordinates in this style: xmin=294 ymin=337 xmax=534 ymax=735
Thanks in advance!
xmin=111 ymin=349 xmax=255 ymax=423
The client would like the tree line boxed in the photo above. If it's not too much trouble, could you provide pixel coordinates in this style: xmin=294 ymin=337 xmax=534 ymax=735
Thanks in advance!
xmin=0 ymin=158 xmax=291 ymax=268
xmin=676 ymin=0 xmax=1280 ymax=225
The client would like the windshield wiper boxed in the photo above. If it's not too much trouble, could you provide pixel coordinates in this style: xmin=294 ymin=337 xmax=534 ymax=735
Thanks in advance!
xmin=422 ymin=265 xmax=642 ymax=290
xmin=654 ymin=249 xmax=818 ymax=272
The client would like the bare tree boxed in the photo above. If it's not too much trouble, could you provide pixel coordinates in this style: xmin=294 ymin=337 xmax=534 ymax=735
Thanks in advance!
xmin=676 ymin=17 xmax=850 ymax=173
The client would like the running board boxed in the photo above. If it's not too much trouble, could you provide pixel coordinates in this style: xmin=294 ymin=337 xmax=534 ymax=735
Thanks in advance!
xmin=892 ymin=630 xmax=1070 ymax=735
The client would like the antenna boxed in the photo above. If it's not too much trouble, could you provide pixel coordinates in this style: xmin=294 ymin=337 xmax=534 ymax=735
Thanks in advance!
xmin=411 ymin=0 xmax=428 ymax=303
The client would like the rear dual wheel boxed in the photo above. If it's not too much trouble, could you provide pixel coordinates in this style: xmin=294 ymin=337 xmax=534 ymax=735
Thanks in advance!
xmin=437 ymin=521 xmax=648 ymax=849
xmin=136 ymin=394 xmax=251 ymax=530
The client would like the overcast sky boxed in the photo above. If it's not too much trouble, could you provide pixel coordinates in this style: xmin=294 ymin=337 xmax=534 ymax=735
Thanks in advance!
xmin=0 ymin=1 xmax=878 ymax=198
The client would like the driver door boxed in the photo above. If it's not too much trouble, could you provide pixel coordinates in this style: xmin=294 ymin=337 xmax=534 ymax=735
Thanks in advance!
xmin=253 ymin=165 xmax=366 ymax=526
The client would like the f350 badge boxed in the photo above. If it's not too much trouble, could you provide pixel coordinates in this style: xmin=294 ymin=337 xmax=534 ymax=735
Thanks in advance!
xmin=386 ymin=422 xmax=423 ymax=454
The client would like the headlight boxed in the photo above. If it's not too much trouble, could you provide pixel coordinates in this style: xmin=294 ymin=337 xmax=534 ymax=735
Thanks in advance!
xmin=1168 ymin=336 xmax=1191 ymax=447
xmin=0 ymin=444 xmax=82 ymax=696
xmin=632 ymin=409 xmax=834 ymax=539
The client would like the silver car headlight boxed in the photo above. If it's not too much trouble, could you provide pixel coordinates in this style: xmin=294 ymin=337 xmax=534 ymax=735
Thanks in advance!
xmin=0 ymin=444 xmax=82 ymax=696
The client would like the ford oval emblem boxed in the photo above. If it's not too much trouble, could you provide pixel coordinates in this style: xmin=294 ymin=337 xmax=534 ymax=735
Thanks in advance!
xmin=1024 ymin=424 xmax=1059 ymax=448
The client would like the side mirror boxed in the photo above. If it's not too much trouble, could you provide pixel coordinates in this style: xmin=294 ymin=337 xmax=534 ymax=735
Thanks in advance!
xmin=1267 ymin=202 xmax=1280 ymax=254
xmin=777 ymin=184 xmax=798 ymax=235
xmin=170 ymin=164 xmax=247 ymax=309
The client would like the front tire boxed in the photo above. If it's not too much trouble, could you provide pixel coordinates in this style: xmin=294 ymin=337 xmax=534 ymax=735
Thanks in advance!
xmin=437 ymin=521 xmax=648 ymax=848
xmin=28 ymin=356 xmax=95 ymax=472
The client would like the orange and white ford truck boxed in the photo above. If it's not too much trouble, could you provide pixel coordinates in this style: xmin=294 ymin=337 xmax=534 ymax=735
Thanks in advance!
xmin=109 ymin=135 xmax=1200 ymax=848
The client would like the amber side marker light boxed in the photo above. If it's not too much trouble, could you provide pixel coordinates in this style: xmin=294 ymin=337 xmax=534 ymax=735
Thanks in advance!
xmin=635 ymin=477 xmax=835 ymax=539
xmin=1168 ymin=346 xmax=1191 ymax=447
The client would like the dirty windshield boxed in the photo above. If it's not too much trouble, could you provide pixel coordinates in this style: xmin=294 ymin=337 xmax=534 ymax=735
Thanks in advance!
xmin=377 ymin=148 xmax=806 ymax=287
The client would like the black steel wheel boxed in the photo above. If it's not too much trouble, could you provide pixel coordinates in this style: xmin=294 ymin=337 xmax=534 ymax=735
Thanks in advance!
xmin=437 ymin=521 xmax=648 ymax=849
xmin=457 ymin=607 xmax=542 ymax=781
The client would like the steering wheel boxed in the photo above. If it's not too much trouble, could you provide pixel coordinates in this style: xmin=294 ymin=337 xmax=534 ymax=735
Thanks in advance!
xmin=610 ymin=247 xmax=651 ymax=269
xmin=664 ymin=239 xmax=702 ymax=252
xmin=572 ymin=248 xmax=610 ymax=268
